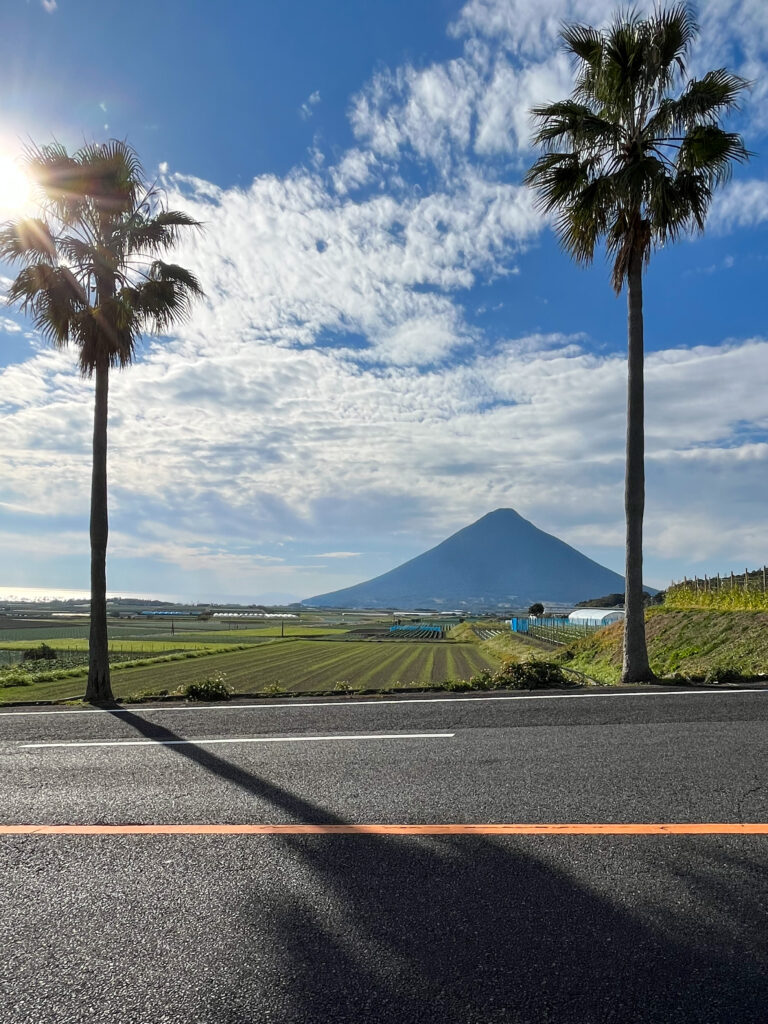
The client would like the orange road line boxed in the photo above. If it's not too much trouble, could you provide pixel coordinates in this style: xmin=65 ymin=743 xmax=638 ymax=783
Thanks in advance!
xmin=1 ymin=823 xmax=768 ymax=836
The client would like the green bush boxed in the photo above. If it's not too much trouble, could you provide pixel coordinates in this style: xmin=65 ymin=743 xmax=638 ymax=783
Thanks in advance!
xmin=468 ymin=669 xmax=494 ymax=690
xmin=444 ymin=678 xmax=473 ymax=691
xmin=260 ymin=681 xmax=287 ymax=697
xmin=703 ymin=664 xmax=748 ymax=685
xmin=184 ymin=672 xmax=232 ymax=702
xmin=22 ymin=643 xmax=57 ymax=662
xmin=0 ymin=668 xmax=33 ymax=688
xmin=492 ymin=658 xmax=575 ymax=690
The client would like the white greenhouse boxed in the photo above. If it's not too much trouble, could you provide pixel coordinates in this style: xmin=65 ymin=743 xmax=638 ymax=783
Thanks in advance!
xmin=568 ymin=608 xmax=625 ymax=626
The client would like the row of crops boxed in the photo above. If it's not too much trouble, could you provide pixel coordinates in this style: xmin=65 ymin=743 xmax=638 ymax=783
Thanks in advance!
xmin=0 ymin=639 xmax=499 ymax=703
xmin=472 ymin=628 xmax=503 ymax=640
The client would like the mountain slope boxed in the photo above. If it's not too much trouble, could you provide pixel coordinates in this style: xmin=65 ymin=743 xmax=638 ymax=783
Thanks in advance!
xmin=304 ymin=508 xmax=630 ymax=609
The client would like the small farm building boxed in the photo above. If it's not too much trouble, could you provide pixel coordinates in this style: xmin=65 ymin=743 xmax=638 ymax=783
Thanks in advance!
xmin=568 ymin=608 xmax=625 ymax=626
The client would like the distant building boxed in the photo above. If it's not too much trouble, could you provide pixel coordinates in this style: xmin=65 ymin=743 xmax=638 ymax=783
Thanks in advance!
xmin=568 ymin=608 xmax=625 ymax=626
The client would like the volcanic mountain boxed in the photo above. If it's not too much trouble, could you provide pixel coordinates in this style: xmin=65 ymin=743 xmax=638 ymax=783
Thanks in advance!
xmin=304 ymin=508 xmax=629 ymax=610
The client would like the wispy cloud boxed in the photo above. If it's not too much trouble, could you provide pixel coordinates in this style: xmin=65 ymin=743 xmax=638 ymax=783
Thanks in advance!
xmin=299 ymin=90 xmax=321 ymax=119
xmin=709 ymin=178 xmax=768 ymax=233
xmin=310 ymin=552 xmax=362 ymax=559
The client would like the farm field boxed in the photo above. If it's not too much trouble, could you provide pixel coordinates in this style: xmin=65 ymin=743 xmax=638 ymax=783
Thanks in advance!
xmin=0 ymin=638 xmax=220 ymax=653
xmin=0 ymin=624 xmax=348 ymax=642
xmin=0 ymin=639 xmax=499 ymax=704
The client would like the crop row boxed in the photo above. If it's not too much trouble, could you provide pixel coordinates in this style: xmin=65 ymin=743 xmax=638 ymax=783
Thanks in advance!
xmin=108 ymin=639 xmax=499 ymax=697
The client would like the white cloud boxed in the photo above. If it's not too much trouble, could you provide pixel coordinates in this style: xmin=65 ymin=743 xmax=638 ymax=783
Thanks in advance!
xmin=2 ymin=315 xmax=766 ymax=592
xmin=0 ymin=317 xmax=22 ymax=333
xmin=709 ymin=178 xmax=768 ymax=233
xmin=300 ymin=90 xmax=322 ymax=119
xmin=310 ymin=552 xmax=361 ymax=559
xmin=40 ymin=0 xmax=57 ymax=12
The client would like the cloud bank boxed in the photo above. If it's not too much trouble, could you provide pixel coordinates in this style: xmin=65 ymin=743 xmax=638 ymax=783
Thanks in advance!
xmin=1 ymin=0 xmax=767 ymax=599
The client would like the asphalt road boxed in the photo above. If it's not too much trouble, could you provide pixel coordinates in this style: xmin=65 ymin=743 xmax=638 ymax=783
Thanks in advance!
xmin=1 ymin=688 xmax=767 ymax=1023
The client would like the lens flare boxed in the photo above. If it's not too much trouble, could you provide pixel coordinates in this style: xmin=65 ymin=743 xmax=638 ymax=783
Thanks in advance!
xmin=0 ymin=156 xmax=31 ymax=215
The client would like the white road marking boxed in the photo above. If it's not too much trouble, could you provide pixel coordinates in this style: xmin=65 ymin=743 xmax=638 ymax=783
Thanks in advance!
xmin=0 ymin=687 xmax=766 ymax=716
xmin=21 ymin=732 xmax=455 ymax=749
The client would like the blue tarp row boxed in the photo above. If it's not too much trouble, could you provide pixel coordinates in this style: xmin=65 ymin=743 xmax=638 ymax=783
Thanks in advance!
xmin=389 ymin=625 xmax=443 ymax=633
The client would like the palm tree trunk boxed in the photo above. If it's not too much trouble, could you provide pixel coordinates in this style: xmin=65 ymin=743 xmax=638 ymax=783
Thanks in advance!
xmin=621 ymin=248 xmax=654 ymax=683
xmin=85 ymin=360 xmax=113 ymax=702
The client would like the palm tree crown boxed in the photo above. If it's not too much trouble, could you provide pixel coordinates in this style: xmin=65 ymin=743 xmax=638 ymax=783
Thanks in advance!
xmin=0 ymin=139 xmax=203 ymax=373
xmin=524 ymin=3 xmax=750 ymax=291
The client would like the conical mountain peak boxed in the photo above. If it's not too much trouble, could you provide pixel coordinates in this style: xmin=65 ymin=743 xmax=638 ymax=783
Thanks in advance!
xmin=304 ymin=508 xmax=626 ymax=610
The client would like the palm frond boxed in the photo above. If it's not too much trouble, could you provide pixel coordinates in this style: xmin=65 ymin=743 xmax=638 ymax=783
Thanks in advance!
xmin=120 ymin=209 xmax=202 ymax=256
xmin=677 ymin=125 xmax=750 ymax=181
xmin=124 ymin=260 xmax=204 ymax=333
xmin=0 ymin=218 xmax=57 ymax=264
xmin=646 ymin=3 xmax=697 ymax=80
xmin=524 ymin=152 xmax=594 ymax=215
xmin=7 ymin=263 xmax=87 ymax=346
xmin=648 ymin=69 xmax=749 ymax=139
xmin=530 ymin=100 xmax=623 ymax=153
xmin=562 ymin=22 xmax=603 ymax=68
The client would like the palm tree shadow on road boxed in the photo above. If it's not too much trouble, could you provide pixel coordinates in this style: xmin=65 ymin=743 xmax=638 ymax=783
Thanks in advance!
xmin=108 ymin=706 xmax=348 ymax=824
xmin=108 ymin=708 xmax=768 ymax=1024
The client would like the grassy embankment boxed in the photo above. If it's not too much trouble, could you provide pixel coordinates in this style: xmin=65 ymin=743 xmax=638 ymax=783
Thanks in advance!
xmin=560 ymin=608 xmax=768 ymax=684
xmin=449 ymin=621 xmax=547 ymax=663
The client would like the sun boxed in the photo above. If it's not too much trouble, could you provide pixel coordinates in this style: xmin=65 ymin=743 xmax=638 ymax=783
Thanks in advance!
xmin=0 ymin=155 xmax=31 ymax=216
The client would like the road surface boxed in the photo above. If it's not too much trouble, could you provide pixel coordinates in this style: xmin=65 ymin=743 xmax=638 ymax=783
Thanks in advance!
xmin=1 ymin=688 xmax=767 ymax=1023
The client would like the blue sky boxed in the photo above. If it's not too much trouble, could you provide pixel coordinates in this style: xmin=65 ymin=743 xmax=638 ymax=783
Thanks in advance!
xmin=0 ymin=0 xmax=766 ymax=604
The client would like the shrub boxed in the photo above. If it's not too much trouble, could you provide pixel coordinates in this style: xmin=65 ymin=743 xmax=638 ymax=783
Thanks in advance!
xmin=444 ymin=678 xmax=472 ymax=691
xmin=703 ymin=664 xmax=748 ymax=685
xmin=22 ymin=643 xmax=57 ymax=662
xmin=492 ymin=658 xmax=575 ymax=690
xmin=260 ymin=681 xmax=287 ymax=697
xmin=184 ymin=672 xmax=232 ymax=702
xmin=0 ymin=668 xmax=33 ymax=687
xmin=469 ymin=669 xmax=494 ymax=690
xmin=333 ymin=681 xmax=354 ymax=693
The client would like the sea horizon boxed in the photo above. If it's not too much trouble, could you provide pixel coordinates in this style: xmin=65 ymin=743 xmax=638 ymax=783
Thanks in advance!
xmin=0 ymin=586 xmax=182 ymax=604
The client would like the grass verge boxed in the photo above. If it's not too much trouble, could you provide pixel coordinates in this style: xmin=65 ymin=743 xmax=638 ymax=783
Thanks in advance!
xmin=559 ymin=608 xmax=768 ymax=684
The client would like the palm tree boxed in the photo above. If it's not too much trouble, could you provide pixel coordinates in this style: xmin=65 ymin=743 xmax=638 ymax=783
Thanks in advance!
xmin=524 ymin=5 xmax=749 ymax=682
xmin=0 ymin=141 xmax=203 ymax=702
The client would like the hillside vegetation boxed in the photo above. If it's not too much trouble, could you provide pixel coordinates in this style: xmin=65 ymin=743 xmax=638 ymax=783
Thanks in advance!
xmin=664 ymin=584 xmax=768 ymax=612
xmin=562 ymin=609 xmax=768 ymax=684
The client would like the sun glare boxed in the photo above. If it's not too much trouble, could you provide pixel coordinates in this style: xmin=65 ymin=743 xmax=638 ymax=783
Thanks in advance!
xmin=0 ymin=155 xmax=31 ymax=216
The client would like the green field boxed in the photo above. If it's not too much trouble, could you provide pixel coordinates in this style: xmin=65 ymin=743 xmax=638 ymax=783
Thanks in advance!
xmin=0 ymin=638 xmax=498 ymax=704
xmin=0 ymin=638 xmax=217 ymax=653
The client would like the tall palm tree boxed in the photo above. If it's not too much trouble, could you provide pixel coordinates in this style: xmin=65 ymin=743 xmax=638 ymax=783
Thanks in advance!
xmin=0 ymin=140 xmax=203 ymax=702
xmin=524 ymin=5 xmax=749 ymax=682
